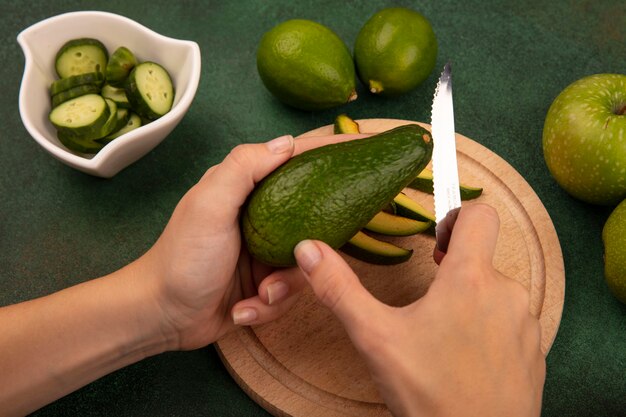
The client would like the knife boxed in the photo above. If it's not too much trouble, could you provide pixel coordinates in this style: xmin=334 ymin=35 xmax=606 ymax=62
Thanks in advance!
xmin=431 ymin=62 xmax=461 ymax=253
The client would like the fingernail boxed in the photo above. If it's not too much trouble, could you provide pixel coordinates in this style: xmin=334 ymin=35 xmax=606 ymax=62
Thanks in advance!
xmin=232 ymin=307 xmax=257 ymax=325
xmin=266 ymin=135 xmax=293 ymax=154
xmin=267 ymin=281 xmax=289 ymax=305
xmin=294 ymin=240 xmax=322 ymax=275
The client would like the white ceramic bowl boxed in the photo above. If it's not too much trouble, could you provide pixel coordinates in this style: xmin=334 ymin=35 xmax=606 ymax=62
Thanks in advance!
xmin=18 ymin=11 xmax=201 ymax=178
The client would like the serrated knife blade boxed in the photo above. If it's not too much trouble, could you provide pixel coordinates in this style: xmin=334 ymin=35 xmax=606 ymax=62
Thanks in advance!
xmin=431 ymin=62 xmax=461 ymax=246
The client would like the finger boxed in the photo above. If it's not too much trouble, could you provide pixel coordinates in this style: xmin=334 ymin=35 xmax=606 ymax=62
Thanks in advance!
xmin=200 ymin=135 xmax=295 ymax=212
xmin=293 ymin=133 xmax=370 ymax=156
xmin=443 ymin=203 xmax=500 ymax=266
xmin=433 ymin=207 xmax=461 ymax=264
xmin=231 ymin=292 xmax=302 ymax=326
xmin=231 ymin=267 xmax=307 ymax=325
xmin=433 ymin=245 xmax=445 ymax=265
xmin=257 ymin=267 xmax=308 ymax=305
xmin=294 ymin=239 xmax=385 ymax=330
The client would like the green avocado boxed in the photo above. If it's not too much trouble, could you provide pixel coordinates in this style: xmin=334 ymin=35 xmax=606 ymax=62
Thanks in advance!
xmin=242 ymin=124 xmax=433 ymax=266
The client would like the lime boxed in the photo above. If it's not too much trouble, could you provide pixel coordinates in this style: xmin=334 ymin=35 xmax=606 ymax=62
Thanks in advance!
xmin=602 ymin=199 xmax=626 ymax=303
xmin=256 ymin=19 xmax=357 ymax=111
xmin=354 ymin=7 xmax=438 ymax=96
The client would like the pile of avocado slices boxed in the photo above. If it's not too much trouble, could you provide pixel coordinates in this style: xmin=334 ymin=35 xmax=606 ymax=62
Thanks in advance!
xmin=334 ymin=115 xmax=482 ymax=265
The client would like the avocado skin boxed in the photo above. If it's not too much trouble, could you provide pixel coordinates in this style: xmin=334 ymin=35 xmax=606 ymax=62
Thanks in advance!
xmin=242 ymin=124 xmax=433 ymax=266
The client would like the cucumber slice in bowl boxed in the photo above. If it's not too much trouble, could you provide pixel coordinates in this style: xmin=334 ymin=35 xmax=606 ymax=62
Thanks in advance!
xmin=50 ymin=71 xmax=105 ymax=95
xmin=99 ymin=98 xmax=120 ymax=138
xmin=55 ymin=38 xmax=108 ymax=79
xmin=101 ymin=84 xmax=131 ymax=109
xmin=49 ymin=93 xmax=110 ymax=138
xmin=57 ymin=130 xmax=104 ymax=154
xmin=53 ymin=99 xmax=119 ymax=153
xmin=125 ymin=62 xmax=174 ymax=120
xmin=51 ymin=84 xmax=102 ymax=108
xmin=106 ymin=46 xmax=137 ymax=87
xmin=110 ymin=108 xmax=131 ymax=134
xmin=97 ymin=112 xmax=141 ymax=145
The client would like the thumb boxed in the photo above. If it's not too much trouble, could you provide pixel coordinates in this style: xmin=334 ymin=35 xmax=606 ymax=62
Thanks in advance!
xmin=198 ymin=135 xmax=295 ymax=213
xmin=444 ymin=203 xmax=500 ymax=267
xmin=294 ymin=239 xmax=385 ymax=330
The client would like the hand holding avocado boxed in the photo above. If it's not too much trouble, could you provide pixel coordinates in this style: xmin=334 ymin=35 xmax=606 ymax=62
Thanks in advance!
xmin=293 ymin=204 xmax=545 ymax=417
xmin=0 ymin=133 xmax=539 ymax=417
xmin=145 ymin=135 xmax=310 ymax=341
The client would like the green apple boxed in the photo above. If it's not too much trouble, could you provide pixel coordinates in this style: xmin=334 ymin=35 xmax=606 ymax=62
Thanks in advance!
xmin=542 ymin=73 xmax=626 ymax=205
xmin=602 ymin=198 xmax=626 ymax=304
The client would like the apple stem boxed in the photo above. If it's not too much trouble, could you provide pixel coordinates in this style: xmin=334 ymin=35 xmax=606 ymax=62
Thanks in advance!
xmin=618 ymin=103 xmax=626 ymax=116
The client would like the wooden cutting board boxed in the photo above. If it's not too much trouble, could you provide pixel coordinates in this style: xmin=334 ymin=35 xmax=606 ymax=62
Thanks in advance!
xmin=215 ymin=119 xmax=565 ymax=417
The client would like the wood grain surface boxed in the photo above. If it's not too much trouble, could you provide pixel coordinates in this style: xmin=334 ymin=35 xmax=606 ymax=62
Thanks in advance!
xmin=215 ymin=119 xmax=565 ymax=417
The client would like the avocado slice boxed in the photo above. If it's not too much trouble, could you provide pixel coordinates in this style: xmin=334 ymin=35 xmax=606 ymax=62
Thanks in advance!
xmin=333 ymin=113 xmax=361 ymax=134
xmin=408 ymin=168 xmax=483 ymax=200
xmin=341 ymin=231 xmax=413 ymax=265
xmin=364 ymin=211 xmax=431 ymax=236
xmin=242 ymin=124 xmax=433 ymax=266
xmin=393 ymin=193 xmax=436 ymax=223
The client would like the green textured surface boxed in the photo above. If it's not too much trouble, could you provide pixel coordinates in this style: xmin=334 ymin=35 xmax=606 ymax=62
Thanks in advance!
xmin=1 ymin=0 xmax=624 ymax=415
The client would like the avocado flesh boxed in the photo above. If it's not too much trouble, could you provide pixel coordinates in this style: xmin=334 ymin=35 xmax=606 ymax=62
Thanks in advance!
xmin=364 ymin=211 xmax=431 ymax=236
xmin=393 ymin=193 xmax=436 ymax=223
xmin=341 ymin=231 xmax=413 ymax=265
xmin=333 ymin=114 xmax=361 ymax=134
xmin=408 ymin=168 xmax=483 ymax=200
xmin=243 ymin=124 xmax=433 ymax=266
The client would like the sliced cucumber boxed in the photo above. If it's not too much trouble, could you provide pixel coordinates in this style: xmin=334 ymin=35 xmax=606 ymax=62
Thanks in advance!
xmin=105 ymin=46 xmax=137 ymax=87
xmin=101 ymin=84 xmax=131 ymax=109
xmin=48 ymin=38 xmax=175 ymax=155
xmin=111 ymin=108 xmax=130 ymax=133
xmin=341 ymin=231 xmax=413 ymax=265
xmin=95 ymin=107 xmax=130 ymax=145
xmin=57 ymin=130 xmax=104 ymax=154
xmin=125 ymin=62 xmax=174 ymax=120
xmin=55 ymin=99 xmax=119 ymax=153
xmin=50 ymin=71 xmax=105 ymax=95
xmin=55 ymin=38 xmax=108 ymax=79
xmin=97 ymin=112 xmax=142 ymax=144
xmin=51 ymin=84 xmax=101 ymax=108
xmin=49 ymin=94 xmax=110 ymax=138
xmin=99 ymin=99 xmax=120 ymax=138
